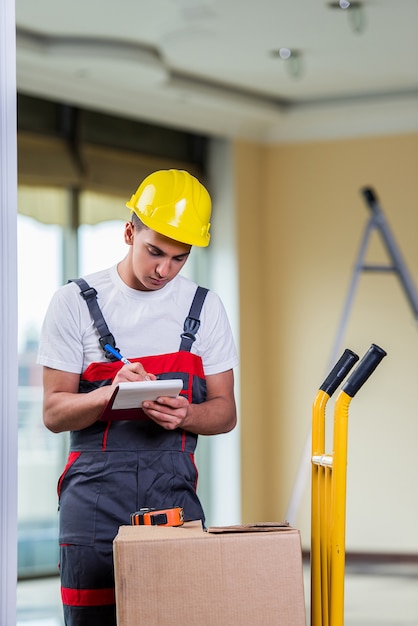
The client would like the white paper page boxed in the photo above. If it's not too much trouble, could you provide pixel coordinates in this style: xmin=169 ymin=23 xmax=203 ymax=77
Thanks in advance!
xmin=111 ymin=379 xmax=183 ymax=410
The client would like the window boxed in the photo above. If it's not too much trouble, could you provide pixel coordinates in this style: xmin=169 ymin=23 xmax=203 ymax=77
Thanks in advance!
xmin=17 ymin=189 xmax=128 ymax=579
xmin=17 ymin=211 xmax=63 ymax=578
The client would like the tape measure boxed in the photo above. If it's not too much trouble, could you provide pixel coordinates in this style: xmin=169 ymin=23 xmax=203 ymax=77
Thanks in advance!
xmin=130 ymin=507 xmax=184 ymax=527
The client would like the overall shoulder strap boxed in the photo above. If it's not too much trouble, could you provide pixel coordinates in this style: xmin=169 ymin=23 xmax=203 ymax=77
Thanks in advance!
xmin=68 ymin=278 xmax=119 ymax=361
xmin=179 ymin=286 xmax=209 ymax=352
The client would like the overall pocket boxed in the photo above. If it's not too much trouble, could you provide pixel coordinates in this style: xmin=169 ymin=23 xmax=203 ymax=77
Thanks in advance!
xmin=58 ymin=451 xmax=107 ymax=546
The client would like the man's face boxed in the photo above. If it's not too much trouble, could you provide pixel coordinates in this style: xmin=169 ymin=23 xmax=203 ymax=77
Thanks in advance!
xmin=123 ymin=222 xmax=191 ymax=291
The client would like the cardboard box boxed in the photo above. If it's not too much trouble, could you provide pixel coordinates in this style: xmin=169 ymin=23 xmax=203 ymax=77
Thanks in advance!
xmin=113 ymin=521 xmax=306 ymax=626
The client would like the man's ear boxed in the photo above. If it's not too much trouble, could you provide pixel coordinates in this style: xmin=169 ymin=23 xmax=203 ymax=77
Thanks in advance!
xmin=124 ymin=221 xmax=134 ymax=245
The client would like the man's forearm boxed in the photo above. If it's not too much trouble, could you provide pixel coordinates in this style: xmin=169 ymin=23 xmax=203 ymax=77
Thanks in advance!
xmin=43 ymin=385 xmax=113 ymax=433
xmin=183 ymin=396 xmax=237 ymax=436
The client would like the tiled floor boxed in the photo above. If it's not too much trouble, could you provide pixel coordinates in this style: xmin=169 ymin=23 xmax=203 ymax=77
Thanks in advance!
xmin=17 ymin=560 xmax=418 ymax=625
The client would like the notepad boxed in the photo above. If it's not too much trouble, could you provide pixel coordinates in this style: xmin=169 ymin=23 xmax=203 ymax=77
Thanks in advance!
xmin=108 ymin=379 xmax=183 ymax=411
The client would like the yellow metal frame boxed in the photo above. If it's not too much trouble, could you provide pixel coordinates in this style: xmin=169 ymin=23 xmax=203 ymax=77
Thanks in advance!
xmin=311 ymin=388 xmax=330 ymax=626
xmin=311 ymin=344 xmax=386 ymax=626
xmin=311 ymin=391 xmax=352 ymax=626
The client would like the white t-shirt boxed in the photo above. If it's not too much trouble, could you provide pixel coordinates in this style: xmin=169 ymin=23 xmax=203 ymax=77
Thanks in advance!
xmin=37 ymin=265 xmax=238 ymax=377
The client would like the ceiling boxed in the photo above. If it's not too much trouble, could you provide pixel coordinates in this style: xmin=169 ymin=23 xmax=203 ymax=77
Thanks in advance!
xmin=15 ymin=0 xmax=418 ymax=143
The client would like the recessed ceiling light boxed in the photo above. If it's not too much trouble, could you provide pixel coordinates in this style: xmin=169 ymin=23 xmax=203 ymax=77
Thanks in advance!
xmin=327 ymin=1 xmax=363 ymax=8
xmin=279 ymin=48 xmax=291 ymax=60
xmin=270 ymin=48 xmax=299 ymax=60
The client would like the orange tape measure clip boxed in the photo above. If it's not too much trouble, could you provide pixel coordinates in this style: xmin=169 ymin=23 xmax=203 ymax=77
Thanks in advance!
xmin=130 ymin=507 xmax=184 ymax=527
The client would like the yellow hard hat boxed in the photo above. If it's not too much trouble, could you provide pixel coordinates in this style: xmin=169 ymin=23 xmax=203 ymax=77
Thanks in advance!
xmin=126 ymin=169 xmax=211 ymax=247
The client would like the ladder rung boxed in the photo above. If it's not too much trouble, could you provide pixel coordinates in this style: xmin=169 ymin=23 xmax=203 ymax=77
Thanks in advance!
xmin=361 ymin=264 xmax=396 ymax=272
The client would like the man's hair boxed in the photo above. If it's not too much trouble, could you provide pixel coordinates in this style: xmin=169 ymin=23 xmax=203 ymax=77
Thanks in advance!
xmin=131 ymin=213 xmax=148 ymax=230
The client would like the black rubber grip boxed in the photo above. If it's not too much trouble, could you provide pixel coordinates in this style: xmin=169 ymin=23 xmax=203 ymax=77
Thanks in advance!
xmin=361 ymin=187 xmax=378 ymax=212
xmin=320 ymin=349 xmax=359 ymax=397
xmin=342 ymin=344 xmax=387 ymax=398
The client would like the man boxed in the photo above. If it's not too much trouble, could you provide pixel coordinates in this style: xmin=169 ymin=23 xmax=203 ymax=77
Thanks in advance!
xmin=37 ymin=169 xmax=238 ymax=625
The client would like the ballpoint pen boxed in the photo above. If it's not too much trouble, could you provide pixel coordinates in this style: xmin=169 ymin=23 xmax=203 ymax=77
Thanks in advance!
xmin=104 ymin=343 xmax=158 ymax=379
xmin=104 ymin=343 xmax=131 ymax=365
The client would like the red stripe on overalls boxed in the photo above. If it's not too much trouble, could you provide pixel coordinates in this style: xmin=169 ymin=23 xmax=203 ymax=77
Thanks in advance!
xmin=102 ymin=420 xmax=111 ymax=451
xmin=61 ymin=586 xmax=115 ymax=606
xmin=181 ymin=430 xmax=187 ymax=452
xmin=57 ymin=451 xmax=81 ymax=497
xmin=190 ymin=453 xmax=199 ymax=490
xmin=81 ymin=352 xmax=204 ymax=383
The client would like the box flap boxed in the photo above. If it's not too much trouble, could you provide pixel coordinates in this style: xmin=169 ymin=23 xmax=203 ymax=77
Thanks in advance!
xmin=207 ymin=521 xmax=293 ymax=534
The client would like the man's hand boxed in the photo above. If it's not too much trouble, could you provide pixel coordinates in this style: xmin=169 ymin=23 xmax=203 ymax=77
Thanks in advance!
xmin=142 ymin=395 xmax=189 ymax=430
xmin=142 ymin=369 xmax=237 ymax=436
xmin=113 ymin=362 xmax=157 ymax=384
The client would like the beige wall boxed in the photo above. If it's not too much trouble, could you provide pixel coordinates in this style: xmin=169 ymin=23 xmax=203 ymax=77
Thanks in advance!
xmin=235 ymin=133 xmax=418 ymax=553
